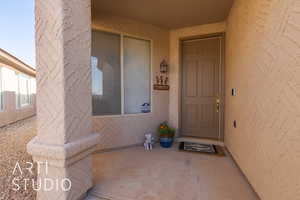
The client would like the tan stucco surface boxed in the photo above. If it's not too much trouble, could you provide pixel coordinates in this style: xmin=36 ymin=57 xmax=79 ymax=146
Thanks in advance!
xmin=92 ymin=13 xmax=170 ymax=150
xmin=29 ymin=1 xmax=300 ymax=198
xmin=225 ymin=0 xmax=300 ymax=199
xmin=27 ymin=0 xmax=99 ymax=199
xmin=169 ymin=22 xmax=226 ymax=134
xmin=91 ymin=17 xmax=227 ymax=150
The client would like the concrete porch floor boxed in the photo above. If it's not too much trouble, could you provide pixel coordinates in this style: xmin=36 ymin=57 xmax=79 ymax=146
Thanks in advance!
xmin=88 ymin=144 xmax=259 ymax=200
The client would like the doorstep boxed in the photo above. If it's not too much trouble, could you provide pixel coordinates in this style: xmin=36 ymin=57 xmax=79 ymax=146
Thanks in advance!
xmin=176 ymin=136 xmax=225 ymax=147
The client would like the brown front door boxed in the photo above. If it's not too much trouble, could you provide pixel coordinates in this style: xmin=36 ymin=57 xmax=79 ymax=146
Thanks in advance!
xmin=181 ymin=36 xmax=224 ymax=140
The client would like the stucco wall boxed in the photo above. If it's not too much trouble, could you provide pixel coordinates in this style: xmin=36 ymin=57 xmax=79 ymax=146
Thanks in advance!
xmin=225 ymin=0 xmax=300 ymax=199
xmin=0 ymin=92 xmax=36 ymax=127
xmin=169 ymin=22 xmax=226 ymax=134
xmin=92 ymin=13 xmax=169 ymax=150
xmin=0 ymin=64 xmax=36 ymax=127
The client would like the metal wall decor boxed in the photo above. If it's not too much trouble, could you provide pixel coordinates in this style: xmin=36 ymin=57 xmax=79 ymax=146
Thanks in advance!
xmin=154 ymin=59 xmax=169 ymax=90
xmin=160 ymin=59 xmax=168 ymax=73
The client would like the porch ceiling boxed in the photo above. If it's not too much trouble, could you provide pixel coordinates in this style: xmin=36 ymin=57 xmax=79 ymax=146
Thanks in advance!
xmin=92 ymin=0 xmax=233 ymax=29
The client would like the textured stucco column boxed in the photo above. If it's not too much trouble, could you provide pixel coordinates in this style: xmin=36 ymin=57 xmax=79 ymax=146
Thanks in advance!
xmin=27 ymin=0 xmax=99 ymax=199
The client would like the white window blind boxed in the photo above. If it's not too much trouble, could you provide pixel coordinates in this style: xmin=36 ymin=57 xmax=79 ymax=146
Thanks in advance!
xmin=91 ymin=30 xmax=151 ymax=116
xmin=123 ymin=37 xmax=151 ymax=114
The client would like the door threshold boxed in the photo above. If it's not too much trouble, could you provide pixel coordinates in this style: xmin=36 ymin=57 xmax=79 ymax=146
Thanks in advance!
xmin=176 ymin=136 xmax=224 ymax=147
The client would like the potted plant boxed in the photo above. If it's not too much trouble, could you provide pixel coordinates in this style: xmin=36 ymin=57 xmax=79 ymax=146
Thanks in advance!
xmin=157 ymin=122 xmax=175 ymax=148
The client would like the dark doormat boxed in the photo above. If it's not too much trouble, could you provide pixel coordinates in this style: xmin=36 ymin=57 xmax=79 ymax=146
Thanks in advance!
xmin=179 ymin=142 xmax=225 ymax=156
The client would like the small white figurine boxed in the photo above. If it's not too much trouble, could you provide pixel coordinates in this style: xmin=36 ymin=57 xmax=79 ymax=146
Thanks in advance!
xmin=144 ymin=133 xmax=154 ymax=150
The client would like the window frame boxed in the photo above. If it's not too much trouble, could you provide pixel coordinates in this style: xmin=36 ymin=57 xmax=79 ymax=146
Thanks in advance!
xmin=16 ymin=72 xmax=31 ymax=109
xmin=92 ymin=28 xmax=153 ymax=118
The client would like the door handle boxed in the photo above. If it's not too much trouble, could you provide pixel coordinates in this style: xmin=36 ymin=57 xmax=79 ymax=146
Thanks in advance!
xmin=216 ymin=99 xmax=220 ymax=113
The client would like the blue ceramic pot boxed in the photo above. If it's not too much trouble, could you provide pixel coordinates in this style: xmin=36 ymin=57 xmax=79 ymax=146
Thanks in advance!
xmin=160 ymin=137 xmax=174 ymax=148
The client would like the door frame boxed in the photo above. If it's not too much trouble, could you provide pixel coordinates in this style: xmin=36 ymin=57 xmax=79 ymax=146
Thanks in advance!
xmin=179 ymin=33 xmax=225 ymax=141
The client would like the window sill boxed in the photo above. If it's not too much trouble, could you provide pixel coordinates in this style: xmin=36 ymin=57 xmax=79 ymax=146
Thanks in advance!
xmin=93 ymin=112 xmax=153 ymax=119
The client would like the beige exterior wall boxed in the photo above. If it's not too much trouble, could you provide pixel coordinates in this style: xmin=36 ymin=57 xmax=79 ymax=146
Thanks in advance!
xmin=0 ymin=91 xmax=36 ymax=127
xmin=225 ymin=0 xmax=300 ymax=199
xmin=169 ymin=22 xmax=226 ymax=133
xmin=92 ymin=13 xmax=170 ymax=150
xmin=0 ymin=64 xmax=36 ymax=127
